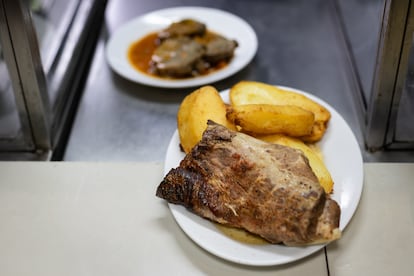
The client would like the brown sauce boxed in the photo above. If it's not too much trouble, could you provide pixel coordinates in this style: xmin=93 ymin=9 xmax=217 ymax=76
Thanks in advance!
xmin=214 ymin=223 xmax=269 ymax=245
xmin=128 ymin=32 xmax=159 ymax=75
xmin=127 ymin=31 xmax=230 ymax=79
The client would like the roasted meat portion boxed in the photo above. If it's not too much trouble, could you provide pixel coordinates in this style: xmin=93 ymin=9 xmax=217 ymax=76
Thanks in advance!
xmin=156 ymin=121 xmax=341 ymax=245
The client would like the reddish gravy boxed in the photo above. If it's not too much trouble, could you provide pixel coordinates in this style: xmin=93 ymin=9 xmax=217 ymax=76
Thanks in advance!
xmin=128 ymin=32 xmax=159 ymax=75
xmin=127 ymin=31 xmax=231 ymax=79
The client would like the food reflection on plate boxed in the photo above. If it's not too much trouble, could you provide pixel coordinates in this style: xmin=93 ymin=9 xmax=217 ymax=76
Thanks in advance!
xmin=127 ymin=19 xmax=238 ymax=80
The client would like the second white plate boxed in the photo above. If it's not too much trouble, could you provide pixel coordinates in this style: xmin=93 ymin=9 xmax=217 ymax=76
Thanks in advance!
xmin=106 ymin=7 xmax=258 ymax=88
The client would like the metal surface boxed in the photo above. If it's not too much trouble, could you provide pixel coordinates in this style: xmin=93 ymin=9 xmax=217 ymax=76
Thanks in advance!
xmin=0 ymin=0 xmax=107 ymax=160
xmin=9 ymin=0 xmax=51 ymax=150
xmin=0 ymin=4 xmax=30 ymax=150
xmin=335 ymin=0 xmax=384 ymax=103
xmin=332 ymin=0 xmax=384 ymax=134
xmin=385 ymin=0 xmax=414 ymax=149
xmin=32 ymin=0 xmax=81 ymax=75
xmin=63 ymin=0 xmax=358 ymax=161
xmin=365 ymin=0 xmax=411 ymax=151
xmin=63 ymin=0 xmax=414 ymax=162
xmin=48 ymin=0 xmax=108 ymax=160
xmin=0 ymin=0 xmax=50 ymax=151
xmin=394 ymin=47 xmax=414 ymax=145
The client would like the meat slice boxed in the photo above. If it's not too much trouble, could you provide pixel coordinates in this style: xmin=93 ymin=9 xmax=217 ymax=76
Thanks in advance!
xmin=204 ymin=36 xmax=238 ymax=64
xmin=151 ymin=37 xmax=205 ymax=77
xmin=156 ymin=121 xmax=341 ymax=245
xmin=158 ymin=19 xmax=206 ymax=40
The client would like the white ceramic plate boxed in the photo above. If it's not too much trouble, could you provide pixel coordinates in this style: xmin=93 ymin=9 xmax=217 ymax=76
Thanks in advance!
xmin=163 ymin=86 xmax=364 ymax=266
xmin=106 ymin=7 xmax=258 ymax=88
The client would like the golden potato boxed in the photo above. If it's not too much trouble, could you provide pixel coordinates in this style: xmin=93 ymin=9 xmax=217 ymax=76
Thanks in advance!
xmin=230 ymin=81 xmax=331 ymax=142
xmin=259 ymin=134 xmax=334 ymax=194
xmin=300 ymin=120 xmax=328 ymax=143
xmin=177 ymin=86 xmax=234 ymax=153
xmin=307 ymin=143 xmax=324 ymax=161
xmin=230 ymin=81 xmax=330 ymax=122
xmin=226 ymin=104 xmax=315 ymax=136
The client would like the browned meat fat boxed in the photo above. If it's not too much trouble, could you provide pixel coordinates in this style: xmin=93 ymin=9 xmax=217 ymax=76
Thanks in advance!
xmin=156 ymin=121 xmax=341 ymax=245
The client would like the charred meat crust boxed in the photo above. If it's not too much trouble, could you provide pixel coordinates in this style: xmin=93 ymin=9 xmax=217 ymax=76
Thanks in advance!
xmin=157 ymin=168 xmax=200 ymax=207
xmin=156 ymin=121 xmax=341 ymax=245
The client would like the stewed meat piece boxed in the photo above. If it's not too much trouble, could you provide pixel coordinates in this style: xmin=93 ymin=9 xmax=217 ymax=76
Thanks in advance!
xmin=149 ymin=19 xmax=238 ymax=78
xmin=151 ymin=37 xmax=205 ymax=77
xmin=158 ymin=19 xmax=206 ymax=39
xmin=204 ymin=36 xmax=238 ymax=64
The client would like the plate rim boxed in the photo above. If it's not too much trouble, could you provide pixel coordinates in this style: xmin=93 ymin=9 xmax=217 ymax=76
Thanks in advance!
xmin=106 ymin=6 xmax=258 ymax=88
xmin=162 ymin=85 xmax=364 ymax=266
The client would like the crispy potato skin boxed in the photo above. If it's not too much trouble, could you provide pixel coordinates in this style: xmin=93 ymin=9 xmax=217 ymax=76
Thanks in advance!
xmin=226 ymin=104 xmax=315 ymax=136
xmin=300 ymin=121 xmax=328 ymax=143
xmin=258 ymin=134 xmax=334 ymax=194
xmin=230 ymin=81 xmax=331 ymax=142
xmin=177 ymin=86 xmax=234 ymax=153
xmin=176 ymin=81 xmax=333 ymax=193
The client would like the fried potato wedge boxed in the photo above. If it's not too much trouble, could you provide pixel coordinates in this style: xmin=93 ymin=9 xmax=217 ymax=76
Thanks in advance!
xmin=230 ymin=81 xmax=331 ymax=142
xmin=259 ymin=134 xmax=334 ymax=194
xmin=226 ymin=104 xmax=315 ymax=136
xmin=300 ymin=120 xmax=328 ymax=143
xmin=230 ymin=81 xmax=330 ymax=122
xmin=177 ymin=86 xmax=234 ymax=153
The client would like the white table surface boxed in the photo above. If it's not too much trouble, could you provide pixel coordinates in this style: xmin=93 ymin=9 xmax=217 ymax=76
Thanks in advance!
xmin=0 ymin=162 xmax=413 ymax=275
xmin=327 ymin=163 xmax=414 ymax=275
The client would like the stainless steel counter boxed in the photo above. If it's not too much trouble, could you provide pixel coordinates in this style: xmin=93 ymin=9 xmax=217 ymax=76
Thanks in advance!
xmin=62 ymin=0 xmax=414 ymax=162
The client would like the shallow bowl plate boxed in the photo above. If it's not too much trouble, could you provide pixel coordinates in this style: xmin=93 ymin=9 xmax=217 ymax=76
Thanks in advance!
xmin=106 ymin=7 xmax=258 ymax=88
